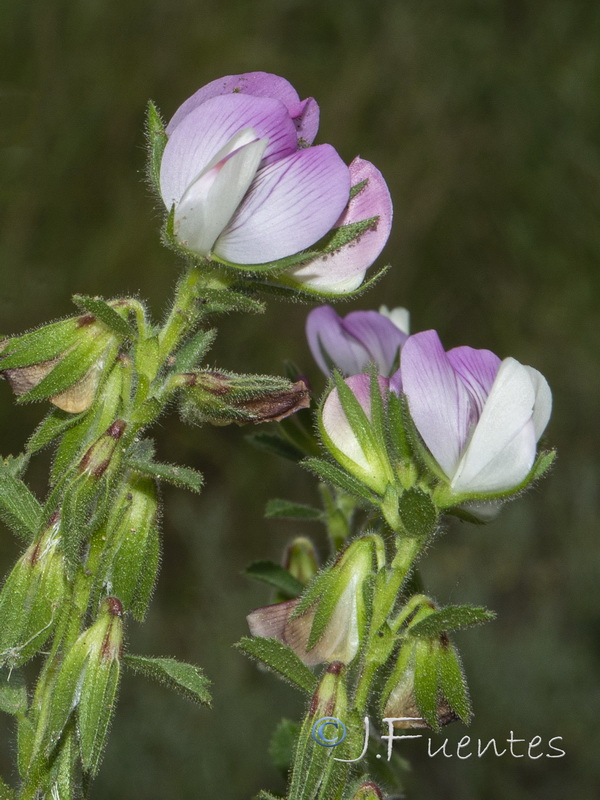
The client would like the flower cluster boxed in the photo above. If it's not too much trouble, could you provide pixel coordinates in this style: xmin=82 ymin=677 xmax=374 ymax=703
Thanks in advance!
xmin=157 ymin=72 xmax=392 ymax=295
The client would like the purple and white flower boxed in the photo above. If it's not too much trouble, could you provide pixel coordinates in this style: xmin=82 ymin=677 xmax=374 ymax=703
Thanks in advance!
xmin=159 ymin=72 xmax=391 ymax=293
xmin=306 ymin=304 xmax=409 ymax=377
xmin=399 ymin=330 xmax=552 ymax=495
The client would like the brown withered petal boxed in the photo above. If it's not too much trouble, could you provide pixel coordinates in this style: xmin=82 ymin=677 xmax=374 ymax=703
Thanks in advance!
xmin=3 ymin=358 xmax=104 ymax=413
xmin=236 ymin=380 xmax=310 ymax=424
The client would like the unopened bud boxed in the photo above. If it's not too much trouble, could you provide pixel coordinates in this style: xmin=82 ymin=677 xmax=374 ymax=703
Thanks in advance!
xmin=79 ymin=419 xmax=126 ymax=479
xmin=0 ymin=311 xmax=122 ymax=412
xmin=248 ymin=534 xmax=382 ymax=666
xmin=283 ymin=537 xmax=319 ymax=585
xmin=350 ymin=782 xmax=384 ymax=800
xmin=309 ymin=662 xmax=348 ymax=722
xmin=179 ymin=370 xmax=310 ymax=425
xmin=0 ymin=515 xmax=67 ymax=667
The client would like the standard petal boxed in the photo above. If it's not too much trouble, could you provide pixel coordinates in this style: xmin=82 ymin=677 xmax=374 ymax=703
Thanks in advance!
xmin=160 ymin=94 xmax=298 ymax=208
xmin=167 ymin=72 xmax=303 ymax=133
xmin=174 ymin=136 xmax=268 ymax=256
xmin=451 ymin=358 xmax=537 ymax=493
xmin=447 ymin=346 xmax=501 ymax=417
xmin=214 ymin=144 xmax=351 ymax=264
xmin=342 ymin=310 xmax=408 ymax=376
xmin=524 ymin=365 xmax=552 ymax=441
xmin=290 ymin=97 xmax=320 ymax=144
xmin=284 ymin=157 xmax=393 ymax=294
xmin=306 ymin=306 xmax=369 ymax=377
xmin=401 ymin=331 xmax=472 ymax=479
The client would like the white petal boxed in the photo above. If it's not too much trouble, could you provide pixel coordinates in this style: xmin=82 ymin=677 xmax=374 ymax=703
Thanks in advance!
xmin=524 ymin=365 xmax=552 ymax=441
xmin=379 ymin=306 xmax=410 ymax=335
xmin=451 ymin=358 xmax=537 ymax=493
xmin=174 ymin=136 xmax=267 ymax=255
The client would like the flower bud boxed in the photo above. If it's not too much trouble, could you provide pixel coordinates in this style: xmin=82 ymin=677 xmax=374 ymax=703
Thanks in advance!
xmin=0 ymin=311 xmax=122 ymax=413
xmin=350 ymin=783 xmax=384 ymax=800
xmin=179 ymin=370 xmax=309 ymax=425
xmin=248 ymin=535 xmax=382 ymax=666
xmin=283 ymin=537 xmax=319 ymax=585
xmin=47 ymin=598 xmax=123 ymax=773
xmin=96 ymin=475 xmax=160 ymax=621
xmin=78 ymin=419 xmax=127 ymax=480
xmin=320 ymin=374 xmax=394 ymax=496
xmin=0 ymin=514 xmax=67 ymax=668
xmin=381 ymin=626 xmax=470 ymax=731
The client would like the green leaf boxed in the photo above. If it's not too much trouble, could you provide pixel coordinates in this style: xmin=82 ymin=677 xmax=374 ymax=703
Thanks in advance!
xmin=173 ymin=328 xmax=217 ymax=373
xmin=0 ymin=670 xmax=28 ymax=716
xmin=303 ymin=458 xmax=376 ymax=503
xmin=397 ymin=489 xmax=438 ymax=539
xmin=246 ymin=432 xmax=305 ymax=462
xmin=127 ymin=457 xmax=203 ymax=494
xmin=269 ymin=718 xmax=300 ymax=772
xmin=236 ymin=637 xmax=317 ymax=694
xmin=0 ymin=461 xmax=42 ymax=541
xmin=409 ymin=605 xmax=496 ymax=638
xmin=146 ymin=100 xmax=168 ymax=194
xmin=202 ymin=288 xmax=266 ymax=315
xmin=265 ymin=499 xmax=323 ymax=521
xmin=245 ymin=561 xmax=304 ymax=599
xmin=72 ymin=295 xmax=135 ymax=339
xmin=124 ymin=655 xmax=212 ymax=706
xmin=27 ymin=408 xmax=88 ymax=454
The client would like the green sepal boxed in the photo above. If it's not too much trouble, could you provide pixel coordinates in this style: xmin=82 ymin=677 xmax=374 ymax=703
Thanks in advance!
xmin=78 ymin=657 xmax=120 ymax=775
xmin=245 ymin=561 xmax=304 ymax=599
xmin=201 ymin=288 xmax=266 ymax=316
xmin=269 ymin=718 xmax=300 ymax=772
xmin=396 ymin=489 xmax=438 ymax=540
xmin=265 ymin=499 xmax=323 ymax=521
xmin=246 ymin=432 xmax=305 ymax=462
xmin=145 ymin=100 xmax=168 ymax=194
xmin=0 ymin=775 xmax=15 ymax=799
xmin=413 ymin=639 xmax=440 ymax=730
xmin=437 ymin=643 xmax=471 ymax=724
xmin=27 ymin=408 xmax=87 ymax=454
xmin=235 ymin=637 xmax=318 ymax=695
xmin=435 ymin=449 xmax=557 ymax=508
xmin=47 ymin=726 xmax=78 ymax=800
xmin=248 ymin=263 xmax=390 ymax=302
xmin=124 ymin=655 xmax=212 ymax=706
xmin=0 ymin=459 xmax=42 ymax=541
xmin=0 ymin=318 xmax=81 ymax=370
xmin=255 ymin=793 xmax=284 ymax=800
xmin=386 ymin=391 xmax=412 ymax=468
xmin=303 ymin=458 xmax=376 ymax=503
xmin=77 ymin=661 xmax=119 ymax=774
xmin=44 ymin=640 xmax=90 ymax=756
xmin=127 ymin=455 xmax=203 ymax=494
xmin=408 ymin=605 xmax=496 ymax=638
xmin=72 ymin=295 xmax=135 ymax=339
xmin=172 ymin=328 xmax=217 ymax=373
xmin=0 ymin=670 xmax=28 ymax=715
xmin=17 ymin=714 xmax=35 ymax=779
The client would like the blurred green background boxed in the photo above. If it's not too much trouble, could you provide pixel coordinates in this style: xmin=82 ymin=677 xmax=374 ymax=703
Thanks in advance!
xmin=1 ymin=1 xmax=599 ymax=798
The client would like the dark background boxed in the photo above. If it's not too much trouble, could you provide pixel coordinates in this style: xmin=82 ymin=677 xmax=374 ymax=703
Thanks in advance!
xmin=1 ymin=1 xmax=599 ymax=798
